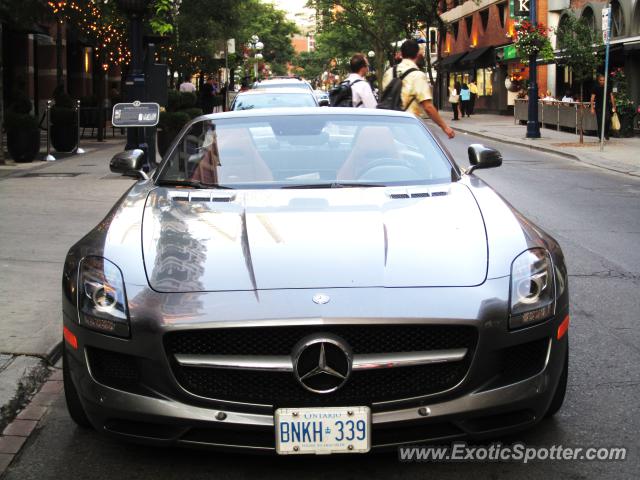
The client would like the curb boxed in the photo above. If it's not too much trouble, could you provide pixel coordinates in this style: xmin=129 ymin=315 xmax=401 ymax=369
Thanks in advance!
xmin=0 ymin=365 xmax=62 ymax=477
xmin=450 ymin=125 xmax=640 ymax=178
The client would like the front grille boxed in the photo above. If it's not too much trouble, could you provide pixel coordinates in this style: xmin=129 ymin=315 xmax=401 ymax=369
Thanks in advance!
xmin=165 ymin=324 xmax=476 ymax=356
xmin=165 ymin=325 xmax=477 ymax=406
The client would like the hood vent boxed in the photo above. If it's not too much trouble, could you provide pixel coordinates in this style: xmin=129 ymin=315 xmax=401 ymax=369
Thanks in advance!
xmin=169 ymin=191 xmax=236 ymax=203
xmin=387 ymin=187 xmax=450 ymax=199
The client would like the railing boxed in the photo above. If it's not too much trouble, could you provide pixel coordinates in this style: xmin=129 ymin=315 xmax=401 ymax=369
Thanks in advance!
xmin=514 ymin=98 xmax=597 ymax=134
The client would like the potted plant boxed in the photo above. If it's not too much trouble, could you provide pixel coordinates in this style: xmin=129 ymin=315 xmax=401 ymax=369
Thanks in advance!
xmin=50 ymin=90 xmax=78 ymax=152
xmin=156 ymin=91 xmax=203 ymax=157
xmin=5 ymin=93 xmax=40 ymax=163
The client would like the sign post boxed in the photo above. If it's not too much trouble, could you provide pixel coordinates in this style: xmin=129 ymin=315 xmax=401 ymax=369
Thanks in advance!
xmin=600 ymin=5 xmax=612 ymax=152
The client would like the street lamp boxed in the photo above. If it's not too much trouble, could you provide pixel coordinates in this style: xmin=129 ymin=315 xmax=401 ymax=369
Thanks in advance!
xmin=248 ymin=35 xmax=264 ymax=81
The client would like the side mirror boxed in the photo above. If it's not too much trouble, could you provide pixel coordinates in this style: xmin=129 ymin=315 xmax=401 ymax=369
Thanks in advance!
xmin=467 ymin=144 xmax=502 ymax=174
xmin=110 ymin=149 xmax=148 ymax=179
xmin=318 ymin=99 xmax=330 ymax=107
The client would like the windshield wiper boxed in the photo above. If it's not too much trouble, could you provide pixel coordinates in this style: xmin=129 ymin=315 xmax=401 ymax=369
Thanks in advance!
xmin=156 ymin=179 xmax=234 ymax=189
xmin=282 ymin=182 xmax=383 ymax=189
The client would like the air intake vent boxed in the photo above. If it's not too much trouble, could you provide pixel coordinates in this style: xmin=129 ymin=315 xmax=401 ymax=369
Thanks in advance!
xmin=387 ymin=188 xmax=449 ymax=199
xmin=169 ymin=191 xmax=236 ymax=203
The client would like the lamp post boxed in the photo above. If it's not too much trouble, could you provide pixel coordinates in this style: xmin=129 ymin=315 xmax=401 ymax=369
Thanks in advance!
xmin=116 ymin=0 xmax=151 ymax=151
xmin=247 ymin=35 xmax=264 ymax=82
xmin=526 ymin=0 xmax=541 ymax=138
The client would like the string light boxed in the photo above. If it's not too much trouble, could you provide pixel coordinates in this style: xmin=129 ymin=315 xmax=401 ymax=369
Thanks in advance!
xmin=48 ymin=0 xmax=130 ymax=66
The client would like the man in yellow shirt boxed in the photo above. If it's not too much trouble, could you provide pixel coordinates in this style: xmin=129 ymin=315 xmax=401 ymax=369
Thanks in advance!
xmin=382 ymin=40 xmax=454 ymax=139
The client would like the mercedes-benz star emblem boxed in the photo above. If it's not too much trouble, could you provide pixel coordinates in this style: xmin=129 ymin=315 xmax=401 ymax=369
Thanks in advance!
xmin=312 ymin=293 xmax=330 ymax=305
xmin=292 ymin=334 xmax=352 ymax=394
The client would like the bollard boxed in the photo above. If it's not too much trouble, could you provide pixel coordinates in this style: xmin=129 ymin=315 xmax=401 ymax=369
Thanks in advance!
xmin=75 ymin=100 xmax=86 ymax=154
xmin=45 ymin=100 xmax=56 ymax=161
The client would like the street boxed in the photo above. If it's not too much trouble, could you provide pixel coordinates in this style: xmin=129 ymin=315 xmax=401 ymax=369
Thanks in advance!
xmin=3 ymin=129 xmax=639 ymax=479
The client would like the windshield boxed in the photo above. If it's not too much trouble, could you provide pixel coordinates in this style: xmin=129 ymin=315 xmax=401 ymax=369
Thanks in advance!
xmin=157 ymin=114 xmax=454 ymax=189
xmin=233 ymin=93 xmax=317 ymax=110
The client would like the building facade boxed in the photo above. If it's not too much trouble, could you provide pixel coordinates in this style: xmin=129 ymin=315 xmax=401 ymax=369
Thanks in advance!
xmin=437 ymin=0 xmax=640 ymax=114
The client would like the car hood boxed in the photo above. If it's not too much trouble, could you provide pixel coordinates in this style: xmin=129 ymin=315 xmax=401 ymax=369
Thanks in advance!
xmin=141 ymin=183 xmax=488 ymax=292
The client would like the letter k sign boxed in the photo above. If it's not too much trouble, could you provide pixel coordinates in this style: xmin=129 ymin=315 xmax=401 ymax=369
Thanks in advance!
xmin=519 ymin=0 xmax=529 ymax=12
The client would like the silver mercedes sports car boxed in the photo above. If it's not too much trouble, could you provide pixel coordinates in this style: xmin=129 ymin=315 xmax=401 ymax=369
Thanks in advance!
xmin=62 ymin=108 xmax=569 ymax=454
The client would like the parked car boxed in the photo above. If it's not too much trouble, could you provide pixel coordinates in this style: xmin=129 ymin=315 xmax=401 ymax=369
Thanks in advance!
xmin=253 ymin=77 xmax=314 ymax=92
xmin=63 ymin=108 xmax=569 ymax=455
xmin=314 ymin=89 xmax=330 ymax=105
xmin=230 ymin=88 xmax=319 ymax=110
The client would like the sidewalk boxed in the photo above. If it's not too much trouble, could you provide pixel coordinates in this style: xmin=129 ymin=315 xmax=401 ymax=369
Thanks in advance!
xmin=0 ymin=137 xmax=135 ymax=427
xmin=441 ymin=114 xmax=640 ymax=177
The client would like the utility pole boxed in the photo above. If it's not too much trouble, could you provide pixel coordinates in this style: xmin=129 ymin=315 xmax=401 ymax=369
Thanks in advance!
xmin=526 ymin=0 xmax=541 ymax=138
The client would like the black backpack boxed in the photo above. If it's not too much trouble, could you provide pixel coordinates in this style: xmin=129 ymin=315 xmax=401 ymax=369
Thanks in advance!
xmin=329 ymin=79 xmax=363 ymax=107
xmin=376 ymin=66 xmax=419 ymax=111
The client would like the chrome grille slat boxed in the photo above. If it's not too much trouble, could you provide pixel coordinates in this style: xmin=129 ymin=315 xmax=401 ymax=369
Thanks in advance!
xmin=174 ymin=348 xmax=468 ymax=372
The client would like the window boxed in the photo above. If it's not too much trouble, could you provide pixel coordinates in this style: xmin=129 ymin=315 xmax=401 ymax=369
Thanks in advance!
xmin=611 ymin=1 xmax=625 ymax=37
xmin=476 ymin=68 xmax=494 ymax=96
xmin=480 ymin=9 xmax=489 ymax=32
xmin=498 ymin=2 xmax=507 ymax=29
xmin=581 ymin=7 xmax=596 ymax=32
xmin=453 ymin=21 xmax=459 ymax=41
xmin=465 ymin=16 xmax=473 ymax=37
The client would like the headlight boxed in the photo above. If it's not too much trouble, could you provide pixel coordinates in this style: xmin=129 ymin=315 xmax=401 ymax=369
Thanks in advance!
xmin=509 ymin=248 xmax=555 ymax=329
xmin=78 ymin=256 xmax=130 ymax=337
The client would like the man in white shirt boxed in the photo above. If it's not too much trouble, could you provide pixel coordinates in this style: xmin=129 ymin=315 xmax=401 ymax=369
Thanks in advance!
xmin=345 ymin=53 xmax=377 ymax=109
xmin=179 ymin=80 xmax=196 ymax=93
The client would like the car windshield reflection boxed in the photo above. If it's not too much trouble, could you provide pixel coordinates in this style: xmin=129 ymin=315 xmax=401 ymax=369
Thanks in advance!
xmin=157 ymin=114 xmax=454 ymax=189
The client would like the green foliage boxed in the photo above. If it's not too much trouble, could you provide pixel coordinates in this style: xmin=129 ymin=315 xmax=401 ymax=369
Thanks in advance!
xmin=167 ymin=90 xmax=182 ymax=112
xmin=307 ymin=0 xmax=441 ymax=84
xmin=158 ymin=110 xmax=190 ymax=132
xmin=236 ymin=0 xmax=298 ymax=78
xmin=182 ymin=107 xmax=204 ymax=119
xmin=514 ymin=20 xmax=555 ymax=65
xmin=178 ymin=91 xmax=197 ymax=109
xmin=149 ymin=0 xmax=176 ymax=35
xmin=556 ymin=14 xmax=602 ymax=86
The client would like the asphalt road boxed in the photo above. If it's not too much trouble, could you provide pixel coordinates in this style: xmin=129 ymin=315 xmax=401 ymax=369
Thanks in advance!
xmin=4 ymin=129 xmax=639 ymax=479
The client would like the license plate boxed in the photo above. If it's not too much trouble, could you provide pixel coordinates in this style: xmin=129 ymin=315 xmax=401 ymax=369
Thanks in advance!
xmin=275 ymin=406 xmax=370 ymax=455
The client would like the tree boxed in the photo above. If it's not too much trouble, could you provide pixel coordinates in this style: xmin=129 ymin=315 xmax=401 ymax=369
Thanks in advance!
xmin=236 ymin=0 xmax=298 ymax=77
xmin=556 ymin=13 xmax=602 ymax=143
xmin=310 ymin=0 xmax=406 ymax=85
xmin=394 ymin=0 xmax=443 ymax=86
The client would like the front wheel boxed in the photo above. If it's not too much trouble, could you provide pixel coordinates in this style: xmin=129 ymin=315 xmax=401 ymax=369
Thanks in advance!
xmin=63 ymin=343 xmax=92 ymax=428
xmin=545 ymin=339 xmax=568 ymax=418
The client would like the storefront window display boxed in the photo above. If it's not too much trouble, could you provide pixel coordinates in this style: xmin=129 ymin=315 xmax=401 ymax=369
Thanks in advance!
xmin=476 ymin=68 xmax=494 ymax=96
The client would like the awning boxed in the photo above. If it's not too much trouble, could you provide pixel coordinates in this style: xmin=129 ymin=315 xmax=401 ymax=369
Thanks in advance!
xmin=459 ymin=46 xmax=495 ymax=68
xmin=436 ymin=52 xmax=468 ymax=70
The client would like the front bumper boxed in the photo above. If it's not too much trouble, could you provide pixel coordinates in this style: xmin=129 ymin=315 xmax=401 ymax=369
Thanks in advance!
xmin=63 ymin=283 xmax=568 ymax=452
xmin=66 ymin=333 xmax=565 ymax=451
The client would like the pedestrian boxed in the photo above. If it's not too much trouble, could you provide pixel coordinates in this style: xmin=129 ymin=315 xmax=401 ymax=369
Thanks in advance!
xmin=590 ymin=74 xmax=616 ymax=141
xmin=201 ymin=76 xmax=215 ymax=114
xmin=449 ymin=82 xmax=461 ymax=121
xmin=468 ymin=80 xmax=478 ymax=114
xmin=330 ymin=53 xmax=377 ymax=108
xmin=179 ymin=79 xmax=196 ymax=93
xmin=460 ymin=83 xmax=471 ymax=118
xmin=380 ymin=39 xmax=454 ymax=138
